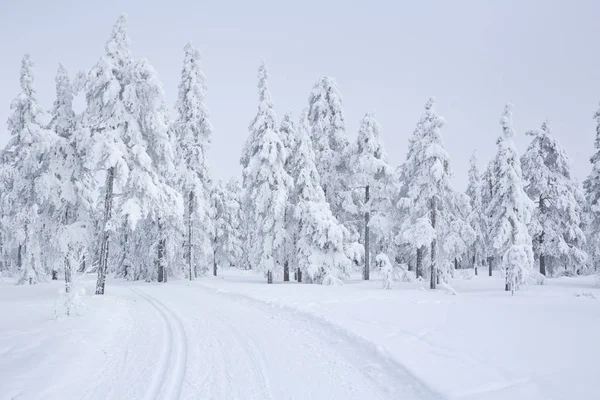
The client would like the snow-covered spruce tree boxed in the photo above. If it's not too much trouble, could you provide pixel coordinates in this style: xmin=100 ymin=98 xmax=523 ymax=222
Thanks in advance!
xmin=241 ymin=61 xmax=292 ymax=283
xmin=583 ymin=104 xmax=600 ymax=274
xmin=172 ymin=42 xmax=213 ymax=280
xmin=397 ymin=98 xmax=455 ymax=289
xmin=481 ymin=160 xmax=496 ymax=276
xmin=278 ymin=112 xmax=298 ymax=281
xmin=486 ymin=104 xmax=534 ymax=292
xmin=81 ymin=15 xmax=182 ymax=294
xmin=0 ymin=54 xmax=60 ymax=284
xmin=210 ymin=179 xmax=243 ymax=275
xmin=47 ymin=63 xmax=95 ymax=292
xmin=522 ymin=121 xmax=587 ymax=276
xmin=291 ymin=109 xmax=357 ymax=285
xmin=307 ymin=77 xmax=354 ymax=225
xmin=351 ymin=112 xmax=392 ymax=280
xmin=466 ymin=151 xmax=486 ymax=275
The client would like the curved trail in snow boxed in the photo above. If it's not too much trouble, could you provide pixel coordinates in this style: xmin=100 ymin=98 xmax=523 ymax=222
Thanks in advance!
xmin=130 ymin=287 xmax=188 ymax=400
xmin=144 ymin=283 xmax=440 ymax=400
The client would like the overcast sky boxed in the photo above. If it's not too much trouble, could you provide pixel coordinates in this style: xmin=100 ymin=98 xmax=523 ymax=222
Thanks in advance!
xmin=1 ymin=0 xmax=599 ymax=189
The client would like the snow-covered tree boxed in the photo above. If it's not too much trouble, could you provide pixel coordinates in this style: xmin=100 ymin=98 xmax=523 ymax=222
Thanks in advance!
xmin=351 ymin=112 xmax=392 ymax=280
xmin=466 ymin=151 xmax=485 ymax=275
xmin=47 ymin=63 xmax=95 ymax=292
xmin=487 ymin=104 xmax=534 ymax=292
xmin=278 ymin=112 xmax=298 ymax=281
xmin=210 ymin=178 xmax=244 ymax=275
xmin=583 ymin=104 xmax=600 ymax=274
xmin=172 ymin=41 xmax=213 ymax=280
xmin=80 ymin=14 xmax=182 ymax=294
xmin=522 ymin=121 xmax=587 ymax=276
xmin=0 ymin=54 xmax=59 ymax=284
xmin=241 ymin=61 xmax=292 ymax=283
xmin=481 ymin=160 xmax=496 ymax=276
xmin=291 ymin=110 xmax=357 ymax=285
xmin=397 ymin=98 xmax=456 ymax=289
xmin=375 ymin=253 xmax=394 ymax=289
xmin=307 ymin=77 xmax=353 ymax=224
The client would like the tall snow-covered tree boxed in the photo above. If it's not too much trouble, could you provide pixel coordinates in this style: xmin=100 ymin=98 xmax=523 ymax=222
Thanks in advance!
xmin=278 ymin=112 xmax=298 ymax=281
xmin=487 ymin=104 xmax=534 ymax=292
xmin=241 ymin=61 xmax=292 ymax=283
xmin=307 ymin=77 xmax=353 ymax=224
xmin=522 ymin=121 xmax=587 ymax=276
xmin=397 ymin=98 xmax=456 ymax=289
xmin=481 ymin=160 xmax=496 ymax=276
xmin=81 ymin=14 xmax=181 ymax=294
xmin=210 ymin=178 xmax=244 ymax=275
xmin=351 ymin=112 xmax=392 ymax=280
xmin=291 ymin=110 xmax=357 ymax=285
xmin=583 ymin=104 xmax=600 ymax=274
xmin=47 ymin=63 xmax=95 ymax=292
xmin=172 ymin=41 xmax=213 ymax=280
xmin=466 ymin=151 xmax=485 ymax=275
xmin=0 ymin=54 xmax=59 ymax=284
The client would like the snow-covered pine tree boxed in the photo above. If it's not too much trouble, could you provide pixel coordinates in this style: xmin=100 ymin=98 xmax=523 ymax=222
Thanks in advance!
xmin=0 ymin=54 xmax=60 ymax=284
xmin=466 ymin=151 xmax=485 ymax=275
xmin=241 ymin=61 xmax=292 ymax=283
xmin=481 ymin=160 xmax=495 ymax=276
xmin=173 ymin=42 xmax=213 ymax=280
xmin=47 ymin=63 xmax=95 ymax=292
xmin=584 ymin=103 xmax=600 ymax=274
xmin=487 ymin=104 xmax=534 ymax=292
xmin=397 ymin=98 xmax=455 ymax=289
xmin=278 ymin=112 xmax=298 ymax=281
xmin=291 ymin=109 xmax=356 ymax=285
xmin=81 ymin=14 xmax=182 ymax=293
xmin=522 ymin=121 xmax=587 ymax=276
xmin=210 ymin=179 xmax=243 ymax=275
xmin=351 ymin=112 xmax=392 ymax=280
xmin=307 ymin=77 xmax=354 ymax=225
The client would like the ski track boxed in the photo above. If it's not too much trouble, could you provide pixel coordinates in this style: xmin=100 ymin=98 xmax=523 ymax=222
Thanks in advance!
xmin=131 ymin=288 xmax=188 ymax=400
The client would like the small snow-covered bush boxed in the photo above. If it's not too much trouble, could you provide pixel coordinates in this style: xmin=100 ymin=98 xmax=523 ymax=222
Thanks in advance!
xmin=55 ymin=287 xmax=87 ymax=317
xmin=375 ymin=253 xmax=394 ymax=289
xmin=528 ymin=271 xmax=545 ymax=286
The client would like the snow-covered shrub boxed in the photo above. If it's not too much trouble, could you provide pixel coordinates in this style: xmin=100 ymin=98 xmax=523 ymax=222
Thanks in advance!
xmin=375 ymin=253 xmax=393 ymax=289
xmin=528 ymin=271 xmax=545 ymax=285
xmin=55 ymin=287 xmax=87 ymax=317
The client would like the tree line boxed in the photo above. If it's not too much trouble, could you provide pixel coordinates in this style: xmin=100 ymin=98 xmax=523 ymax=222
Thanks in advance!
xmin=0 ymin=15 xmax=596 ymax=294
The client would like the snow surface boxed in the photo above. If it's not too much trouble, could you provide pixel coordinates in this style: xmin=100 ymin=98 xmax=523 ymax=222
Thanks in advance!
xmin=1 ymin=271 xmax=599 ymax=400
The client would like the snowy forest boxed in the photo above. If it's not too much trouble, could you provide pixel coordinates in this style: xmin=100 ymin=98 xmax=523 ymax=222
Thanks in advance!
xmin=1 ymin=14 xmax=598 ymax=295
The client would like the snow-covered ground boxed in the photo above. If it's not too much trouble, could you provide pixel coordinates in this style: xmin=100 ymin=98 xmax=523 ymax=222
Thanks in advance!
xmin=1 ymin=270 xmax=599 ymax=400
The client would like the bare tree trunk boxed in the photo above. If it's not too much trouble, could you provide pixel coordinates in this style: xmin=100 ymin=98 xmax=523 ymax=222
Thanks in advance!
xmin=267 ymin=270 xmax=273 ymax=284
xmin=52 ymin=270 xmax=58 ymax=280
xmin=540 ymin=253 xmax=546 ymax=276
xmin=430 ymin=197 xmax=437 ymax=290
xmin=416 ymin=247 xmax=423 ymax=279
xmin=213 ymin=251 xmax=217 ymax=277
xmin=363 ymin=185 xmax=370 ymax=280
xmin=488 ymin=256 xmax=493 ymax=276
xmin=157 ymin=220 xmax=166 ymax=283
xmin=283 ymin=260 xmax=289 ymax=281
xmin=96 ymin=168 xmax=115 ymax=295
xmin=297 ymin=267 xmax=302 ymax=282
xmin=187 ymin=191 xmax=194 ymax=281
xmin=473 ymin=254 xmax=478 ymax=275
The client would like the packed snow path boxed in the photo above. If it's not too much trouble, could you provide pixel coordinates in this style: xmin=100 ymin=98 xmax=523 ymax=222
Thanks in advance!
xmin=94 ymin=283 xmax=438 ymax=400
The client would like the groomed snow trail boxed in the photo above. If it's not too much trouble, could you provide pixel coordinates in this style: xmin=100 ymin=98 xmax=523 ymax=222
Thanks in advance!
xmin=137 ymin=282 xmax=440 ymax=400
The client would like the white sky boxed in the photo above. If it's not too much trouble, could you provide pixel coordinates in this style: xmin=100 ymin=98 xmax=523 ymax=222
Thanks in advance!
xmin=1 ymin=0 xmax=599 ymax=190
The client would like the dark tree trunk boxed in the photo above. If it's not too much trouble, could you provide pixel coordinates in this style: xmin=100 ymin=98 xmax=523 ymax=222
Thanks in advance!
xmin=488 ymin=256 xmax=493 ymax=276
xmin=364 ymin=185 xmax=370 ymax=280
xmin=430 ymin=197 xmax=437 ymax=290
xmin=157 ymin=220 xmax=166 ymax=283
xmin=283 ymin=260 xmax=289 ymax=281
xmin=473 ymin=254 xmax=477 ymax=275
xmin=408 ymin=261 xmax=413 ymax=272
xmin=267 ymin=270 xmax=273 ymax=284
xmin=540 ymin=254 xmax=546 ymax=276
xmin=297 ymin=267 xmax=302 ymax=283
xmin=96 ymin=168 xmax=115 ymax=295
xmin=17 ymin=243 xmax=22 ymax=272
xmin=213 ymin=256 xmax=217 ymax=277
xmin=64 ymin=253 xmax=72 ymax=293
xmin=187 ymin=191 xmax=194 ymax=281
xmin=52 ymin=270 xmax=58 ymax=280
xmin=454 ymin=258 xmax=458 ymax=270
xmin=416 ymin=247 xmax=424 ymax=279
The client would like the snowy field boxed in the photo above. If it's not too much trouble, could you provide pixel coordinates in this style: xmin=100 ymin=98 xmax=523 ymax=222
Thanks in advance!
xmin=1 ymin=271 xmax=599 ymax=400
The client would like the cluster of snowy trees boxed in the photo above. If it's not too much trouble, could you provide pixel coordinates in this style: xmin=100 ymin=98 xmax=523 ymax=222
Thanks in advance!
xmin=0 ymin=15 xmax=597 ymax=294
